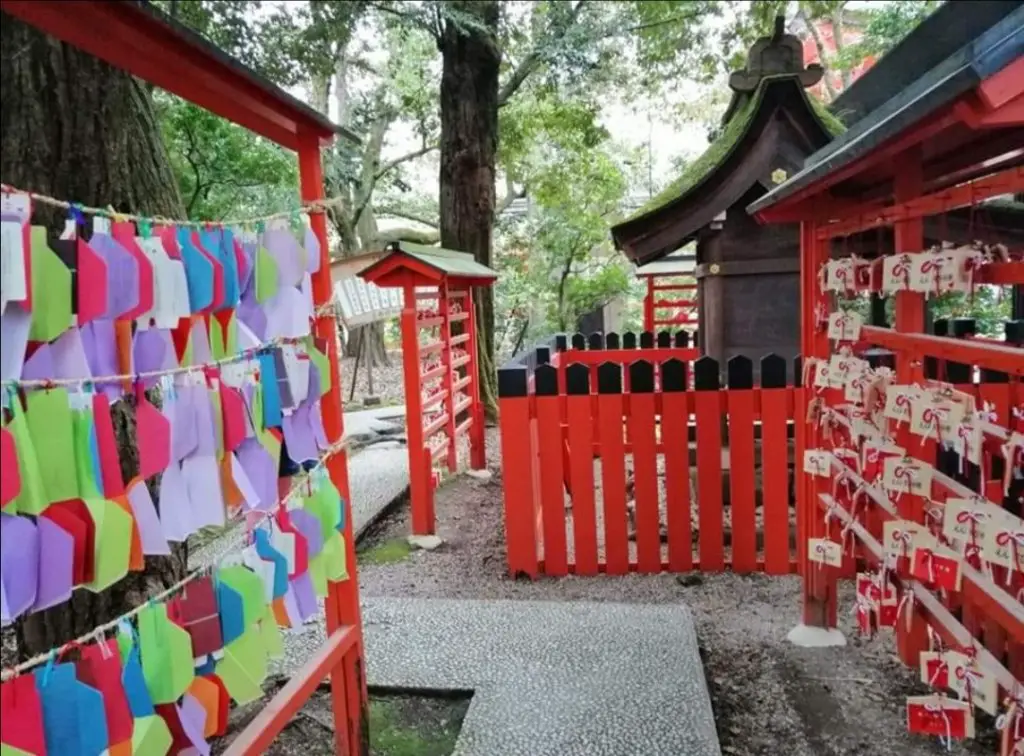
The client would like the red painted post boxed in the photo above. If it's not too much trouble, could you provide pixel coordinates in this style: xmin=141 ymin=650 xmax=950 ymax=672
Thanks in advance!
xmin=401 ymin=282 xmax=433 ymax=535
xmin=760 ymin=383 xmax=791 ymax=575
xmin=297 ymin=133 xmax=366 ymax=754
xmin=536 ymin=388 xmax=569 ymax=576
xmin=566 ymin=384 xmax=599 ymax=575
xmin=728 ymin=387 xmax=757 ymax=574
xmin=498 ymin=378 xmax=538 ymax=577
xmin=644 ymin=276 xmax=655 ymax=333
xmin=693 ymin=387 xmax=724 ymax=572
xmin=891 ymin=149 xmax=930 ymax=669
xmin=466 ymin=287 xmax=486 ymax=470
xmin=798 ymin=219 xmax=837 ymax=629
xmin=597 ymin=387 xmax=630 ymax=574
xmin=661 ymin=387 xmax=692 ymax=573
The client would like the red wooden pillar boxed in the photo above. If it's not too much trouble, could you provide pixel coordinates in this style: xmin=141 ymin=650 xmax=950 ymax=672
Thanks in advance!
xmin=796 ymin=218 xmax=839 ymax=633
xmin=401 ymin=282 xmax=434 ymax=534
xmin=297 ymin=133 xmax=366 ymax=754
xmin=892 ymin=149 xmax=931 ymax=669
xmin=466 ymin=287 xmax=486 ymax=470
xmin=643 ymin=277 xmax=655 ymax=333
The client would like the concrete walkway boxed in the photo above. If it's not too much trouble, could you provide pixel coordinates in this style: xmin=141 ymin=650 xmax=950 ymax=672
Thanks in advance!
xmin=280 ymin=598 xmax=721 ymax=756
xmin=260 ymin=407 xmax=720 ymax=755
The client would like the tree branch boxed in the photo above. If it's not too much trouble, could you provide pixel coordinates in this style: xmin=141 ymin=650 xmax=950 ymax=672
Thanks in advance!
xmin=494 ymin=174 xmax=523 ymax=217
xmin=377 ymin=207 xmax=439 ymax=228
xmin=352 ymin=114 xmax=391 ymax=226
xmin=373 ymin=143 xmax=439 ymax=181
xmin=497 ymin=0 xmax=588 ymax=107
xmin=366 ymin=1 xmax=441 ymax=43
xmin=181 ymin=121 xmax=205 ymax=217
xmin=797 ymin=7 xmax=839 ymax=102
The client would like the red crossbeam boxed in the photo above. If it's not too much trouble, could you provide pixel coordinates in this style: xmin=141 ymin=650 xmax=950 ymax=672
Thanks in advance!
xmin=859 ymin=325 xmax=1024 ymax=376
xmin=815 ymin=166 xmax=1024 ymax=240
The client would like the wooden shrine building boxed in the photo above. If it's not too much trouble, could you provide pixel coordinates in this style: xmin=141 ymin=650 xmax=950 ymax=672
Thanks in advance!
xmin=611 ymin=16 xmax=845 ymax=373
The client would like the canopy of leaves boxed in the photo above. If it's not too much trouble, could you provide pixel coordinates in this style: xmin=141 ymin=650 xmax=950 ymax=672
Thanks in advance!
xmin=157 ymin=96 xmax=298 ymax=220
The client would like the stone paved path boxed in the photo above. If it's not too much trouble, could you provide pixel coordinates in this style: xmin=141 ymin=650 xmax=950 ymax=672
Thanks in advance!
xmin=279 ymin=598 xmax=721 ymax=756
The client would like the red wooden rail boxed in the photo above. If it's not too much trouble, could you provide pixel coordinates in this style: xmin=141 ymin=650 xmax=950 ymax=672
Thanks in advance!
xmin=0 ymin=1 xmax=370 ymax=752
xmin=498 ymin=354 xmax=801 ymax=577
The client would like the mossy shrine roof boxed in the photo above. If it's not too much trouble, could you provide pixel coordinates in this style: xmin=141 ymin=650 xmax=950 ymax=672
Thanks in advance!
xmin=611 ymin=75 xmax=844 ymax=263
xmin=358 ymin=241 xmax=498 ymax=288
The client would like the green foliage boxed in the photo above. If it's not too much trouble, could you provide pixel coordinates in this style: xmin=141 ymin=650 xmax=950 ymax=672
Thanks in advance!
xmin=931 ymin=287 xmax=1013 ymax=338
xmin=156 ymin=95 xmax=298 ymax=221
xmin=841 ymin=287 xmax=1011 ymax=338
xmin=833 ymin=1 xmax=943 ymax=74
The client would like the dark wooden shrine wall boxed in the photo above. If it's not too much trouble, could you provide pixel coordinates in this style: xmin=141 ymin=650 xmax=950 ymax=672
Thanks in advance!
xmin=697 ymin=186 xmax=801 ymax=374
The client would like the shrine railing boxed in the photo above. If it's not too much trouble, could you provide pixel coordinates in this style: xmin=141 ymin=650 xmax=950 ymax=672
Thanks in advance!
xmin=497 ymin=351 xmax=802 ymax=577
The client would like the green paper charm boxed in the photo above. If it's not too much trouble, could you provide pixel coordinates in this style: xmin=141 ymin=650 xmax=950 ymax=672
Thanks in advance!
xmin=72 ymin=407 xmax=102 ymax=499
xmin=83 ymin=497 xmax=133 ymax=592
xmin=255 ymin=247 xmax=279 ymax=304
xmin=26 ymin=388 xmax=80 ymax=505
xmin=308 ymin=553 xmax=328 ymax=598
xmin=28 ymin=226 xmax=73 ymax=342
xmin=130 ymin=714 xmax=172 ymax=756
xmin=217 ymin=566 xmax=267 ymax=628
xmin=5 ymin=397 xmax=46 ymax=515
xmin=218 ymin=629 xmax=267 ymax=705
xmin=258 ymin=605 xmax=284 ymax=661
xmin=137 ymin=603 xmax=195 ymax=705
xmin=321 ymin=532 xmax=348 ymax=583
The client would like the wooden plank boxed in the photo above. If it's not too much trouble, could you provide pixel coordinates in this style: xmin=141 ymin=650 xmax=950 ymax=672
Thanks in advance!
xmin=536 ymin=394 xmax=569 ymax=576
xmin=567 ymin=392 xmax=599 ymax=576
xmin=760 ymin=386 xmax=791 ymax=575
xmin=597 ymin=392 xmax=630 ymax=575
xmin=694 ymin=389 xmax=725 ymax=571
xmin=629 ymin=391 xmax=661 ymax=573
xmin=728 ymin=388 xmax=757 ymax=574
xmin=661 ymin=391 xmax=692 ymax=572
xmin=498 ymin=393 xmax=538 ymax=577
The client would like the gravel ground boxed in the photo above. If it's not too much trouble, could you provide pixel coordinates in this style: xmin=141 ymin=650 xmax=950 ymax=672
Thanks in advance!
xmin=357 ymin=429 xmax=998 ymax=756
xmin=341 ymin=350 xmax=405 ymax=408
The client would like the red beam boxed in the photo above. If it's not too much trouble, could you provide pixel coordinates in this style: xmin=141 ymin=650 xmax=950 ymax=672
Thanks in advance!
xmin=0 ymin=0 xmax=337 ymax=150
xmin=978 ymin=56 xmax=1024 ymax=110
xmin=814 ymin=166 xmax=1024 ymax=240
xmin=978 ymin=262 xmax=1024 ymax=286
xmin=223 ymin=626 xmax=359 ymax=756
xmin=860 ymin=325 xmax=1024 ymax=376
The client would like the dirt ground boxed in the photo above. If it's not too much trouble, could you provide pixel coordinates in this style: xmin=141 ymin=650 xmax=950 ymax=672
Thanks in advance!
xmin=356 ymin=429 xmax=1000 ymax=756
xmin=341 ymin=349 xmax=405 ymax=408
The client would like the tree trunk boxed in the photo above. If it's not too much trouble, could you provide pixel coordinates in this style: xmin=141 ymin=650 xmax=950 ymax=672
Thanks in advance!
xmin=2 ymin=18 xmax=188 ymax=658
xmin=439 ymin=0 xmax=501 ymax=419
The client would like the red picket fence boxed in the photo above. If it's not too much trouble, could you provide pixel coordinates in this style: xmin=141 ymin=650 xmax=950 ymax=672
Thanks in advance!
xmin=497 ymin=340 xmax=802 ymax=577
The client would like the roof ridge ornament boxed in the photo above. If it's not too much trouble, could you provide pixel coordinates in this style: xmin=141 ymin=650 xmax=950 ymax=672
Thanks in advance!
xmin=729 ymin=14 xmax=824 ymax=94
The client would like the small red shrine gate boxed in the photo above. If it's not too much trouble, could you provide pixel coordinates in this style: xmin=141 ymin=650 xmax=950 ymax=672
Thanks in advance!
xmin=748 ymin=27 xmax=1024 ymax=751
xmin=636 ymin=252 xmax=699 ymax=335
xmin=359 ymin=242 xmax=496 ymax=535
xmin=0 ymin=1 xmax=368 ymax=752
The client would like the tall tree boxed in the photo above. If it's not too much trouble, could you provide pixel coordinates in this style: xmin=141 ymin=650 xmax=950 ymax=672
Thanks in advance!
xmin=1 ymin=16 xmax=188 ymax=657
xmin=438 ymin=0 xmax=502 ymax=413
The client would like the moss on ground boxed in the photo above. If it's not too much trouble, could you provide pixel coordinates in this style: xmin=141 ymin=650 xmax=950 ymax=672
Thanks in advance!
xmin=359 ymin=538 xmax=413 ymax=565
xmin=369 ymin=694 xmax=468 ymax=756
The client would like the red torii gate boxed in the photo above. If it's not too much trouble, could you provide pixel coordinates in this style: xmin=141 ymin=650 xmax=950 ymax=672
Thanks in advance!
xmin=0 ymin=1 xmax=368 ymax=753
